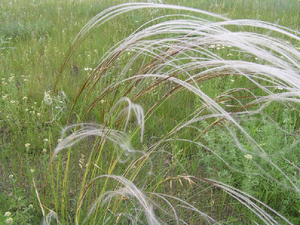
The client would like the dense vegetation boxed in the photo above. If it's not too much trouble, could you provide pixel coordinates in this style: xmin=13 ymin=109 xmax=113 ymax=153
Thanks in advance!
xmin=1 ymin=0 xmax=300 ymax=224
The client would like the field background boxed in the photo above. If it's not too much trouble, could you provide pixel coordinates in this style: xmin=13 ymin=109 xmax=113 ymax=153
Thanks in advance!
xmin=1 ymin=0 xmax=300 ymax=224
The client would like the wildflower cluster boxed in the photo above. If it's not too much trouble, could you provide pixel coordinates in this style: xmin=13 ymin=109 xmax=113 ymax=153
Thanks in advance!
xmin=4 ymin=211 xmax=13 ymax=224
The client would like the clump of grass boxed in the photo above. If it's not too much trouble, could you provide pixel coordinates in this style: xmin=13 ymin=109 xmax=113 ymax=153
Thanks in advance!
xmin=39 ymin=2 xmax=300 ymax=224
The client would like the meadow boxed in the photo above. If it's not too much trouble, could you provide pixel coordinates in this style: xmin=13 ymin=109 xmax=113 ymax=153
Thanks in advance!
xmin=1 ymin=0 xmax=300 ymax=224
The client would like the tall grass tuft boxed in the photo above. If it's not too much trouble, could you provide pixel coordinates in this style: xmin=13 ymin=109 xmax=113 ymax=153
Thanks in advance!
xmin=43 ymin=2 xmax=300 ymax=224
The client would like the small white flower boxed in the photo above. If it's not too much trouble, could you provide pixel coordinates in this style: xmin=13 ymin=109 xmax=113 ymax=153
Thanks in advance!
xmin=25 ymin=143 xmax=30 ymax=148
xmin=23 ymin=96 xmax=28 ymax=100
xmin=57 ymin=139 xmax=62 ymax=143
xmin=4 ymin=212 xmax=11 ymax=217
xmin=37 ymin=113 xmax=41 ymax=117
xmin=9 ymin=174 xmax=13 ymax=179
xmin=29 ymin=204 xmax=34 ymax=209
xmin=30 ymin=169 xmax=34 ymax=173
xmin=2 ymin=94 xmax=8 ymax=100
xmin=5 ymin=218 xmax=13 ymax=224
xmin=42 ymin=148 xmax=47 ymax=153
xmin=8 ymin=76 xmax=14 ymax=82
xmin=43 ymin=139 xmax=49 ymax=142
xmin=244 ymin=154 xmax=253 ymax=160
xmin=10 ymin=100 xmax=15 ymax=104
xmin=44 ymin=92 xmax=52 ymax=105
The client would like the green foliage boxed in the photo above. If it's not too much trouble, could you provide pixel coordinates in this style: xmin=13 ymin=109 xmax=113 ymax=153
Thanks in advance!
xmin=0 ymin=174 xmax=41 ymax=224
xmin=1 ymin=0 xmax=300 ymax=224
xmin=198 ymin=112 xmax=300 ymax=223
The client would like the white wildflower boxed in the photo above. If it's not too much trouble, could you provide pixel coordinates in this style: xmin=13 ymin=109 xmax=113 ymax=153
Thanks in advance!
xmin=43 ymin=92 xmax=52 ymax=105
xmin=5 ymin=218 xmax=13 ymax=224
xmin=8 ymin=76 xmax=14 ymax=82
xmin=4 ymin=212 xmax=11 ymax=217
xmin=25 ymin=143 xmax=30 ymax=148
xmin=244 ymin=154 xmax=253 ymax=160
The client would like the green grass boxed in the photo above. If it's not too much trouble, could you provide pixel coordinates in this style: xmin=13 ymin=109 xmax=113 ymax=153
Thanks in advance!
xmin=1 ymin=0 xmax=300 ymax=224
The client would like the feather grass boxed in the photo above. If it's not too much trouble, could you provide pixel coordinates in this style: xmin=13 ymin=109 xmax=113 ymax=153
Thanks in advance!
xmin=44 ymin=2 xmax=300 ymax=224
